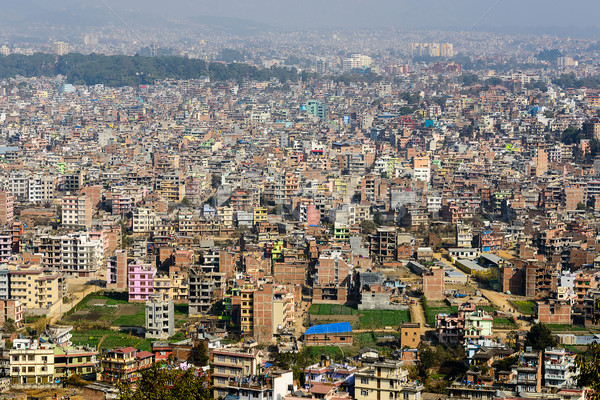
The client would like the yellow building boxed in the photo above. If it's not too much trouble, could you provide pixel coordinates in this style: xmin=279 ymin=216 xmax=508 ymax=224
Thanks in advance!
xmin=355 ymin=360 xmax=424 ymax=400
xmin=9 ymin=266 xmax=62 ymax=312
xmin=253 ymin=207 xmax=268 ymax=225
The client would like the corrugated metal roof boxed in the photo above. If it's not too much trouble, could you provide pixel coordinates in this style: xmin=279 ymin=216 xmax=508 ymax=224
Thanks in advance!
xmin=305 ymin=322 xmax=352 ymax=335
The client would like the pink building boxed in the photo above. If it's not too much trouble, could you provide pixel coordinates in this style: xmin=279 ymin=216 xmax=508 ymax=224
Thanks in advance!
xmin=128 ymin=262 xmax=156 ymax=302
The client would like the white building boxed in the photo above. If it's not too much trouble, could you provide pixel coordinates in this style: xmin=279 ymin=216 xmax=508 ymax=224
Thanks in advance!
xmin=133 ymin=207 xmax=160 ymax=233
xmin=60 ymin=233 xmax=103 ymax=277
xmin=544 ymin=347 xmax=577 ymax=388
xmin=145 ymin=293 xmax=174 ymax=339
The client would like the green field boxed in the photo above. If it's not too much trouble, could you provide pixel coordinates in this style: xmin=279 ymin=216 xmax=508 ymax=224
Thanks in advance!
xmin=309 ymin=304 xmax=358 ymax=315
xmin=305 ymin=346 xmax=344 ymax=360
xmin=511 ymin=301 xmax=535 ymax=315
xmin=425 ymin=306 xmax=458 ymax=326
xmin=61 ymin=292 xmax=190 ymax=351
xmin=359 ymin=310 xmax=410 ymax=328
xmin=546 ymin=324 xmax=588 ymax=332
xmin=309 ymin=304 xmax=410 ymax=329
xmin=70 ymin=329 xmax=155 ymax=351
xmin=493 ymin=317 xmax=518 ymax=329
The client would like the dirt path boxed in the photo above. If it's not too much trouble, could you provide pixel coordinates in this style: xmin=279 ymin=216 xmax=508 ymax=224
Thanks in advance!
xmin=409 ymin=298 xmax=429 ymax=335
xmin=49 ymin=279 xmax=101 ymax=323
xmin=480 ymin=288 xmax=531 ymax=329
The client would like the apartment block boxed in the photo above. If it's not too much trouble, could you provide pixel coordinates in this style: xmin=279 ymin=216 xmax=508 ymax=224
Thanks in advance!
xmin=210 ymin=345 xmax=264 ymax=399
xmin=62 ymin=195 xmax=93 ymax=229
xmin=9 ymin=265 xmax=62 ymax=312
xmin=107 ymin=250 xmax=128 ymax=291
xmin=128 ymin=262 xmax=156 ymax=302
xmin=9 ymin=339 xmax=55 ymax=386
xmin=354 ymin=360 xmax=424 ymax=400
xmin=0 ymin=191 xmax=14 ymax=226
xmin=145 ymin=293 xmax=174 ymax=339
xmin=100 ymin=347 xmax=154 ymax=382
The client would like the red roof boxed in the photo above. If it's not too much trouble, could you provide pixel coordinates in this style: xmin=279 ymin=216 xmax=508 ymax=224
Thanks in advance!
xmin=137 ymin=351 xmax=153 ymax=360
xmin=114 ymin=347 xmax=137 ymax=354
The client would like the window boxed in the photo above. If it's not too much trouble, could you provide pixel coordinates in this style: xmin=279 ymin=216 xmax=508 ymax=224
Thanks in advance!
xmin=361 ymin=390 xmax=369 ymax=396
xmin=361 ymin=378 xmax=369 ymax=384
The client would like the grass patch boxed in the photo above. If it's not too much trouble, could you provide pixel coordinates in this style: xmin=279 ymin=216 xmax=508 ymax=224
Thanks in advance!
xmin=306 ymin=346 xmax=343 ymax=361
xmin=71 ymin=329 xmax=137 ymax=350
xmin=546 ymin=324 xmax=588 ymax=332
xmin=113 ymin=308 xmax=146 ymax=327
xmin=477 ymin=306 xmax=497 ymax=313
xmin=309 ymin=304 xmax=358 ymax=316
xmin=174 ymin=304 xmax=189 ymax=315
xmin=358 ymin=310 xmax=410 ymax=328
xmin=511 ymin=301 xmax=535 ymax=315
xmin=493 ymin=317 xmax=517 ymax=329
xmin=425 ymin=306 xmax=458 ymax=326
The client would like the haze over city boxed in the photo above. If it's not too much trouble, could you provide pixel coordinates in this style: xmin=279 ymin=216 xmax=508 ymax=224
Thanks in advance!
xmin=1 ymin=1 xmax=600 ymax=400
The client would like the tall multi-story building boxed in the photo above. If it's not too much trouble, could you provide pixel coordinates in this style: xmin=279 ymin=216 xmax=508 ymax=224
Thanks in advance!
xmin=210 ymin=344 xmax=265 ymax=399
xmin=28 ymin=175 xmax=55 ymax=203
xmin=0 ymin=191 xmax=14 ymax=226
xmin=132 ymin=207 xmax=160 ymax=233
xmin=54 ymin=41 xmax=69 ymax=56
xmin=544 ymin=347 xmax=577 ymax=388
xmin=342 ymin=54 xmax=373 ymax=72
xmin=8 ymin=265 xmax=62 ymax=312
xmin=107 ymin=250 xmax=128 ymax=291
xmin=62 ymin=196 xmax=93 ymax=229
xmin=128 ymin=262 xmax=156 ymax=302
xmin=100 ymin=347 xmax=154 ymax=382
xmin=145 ymin=293 xmax=174 ymax=339
xmin=306 ymin=99 xmax=328 ymax=119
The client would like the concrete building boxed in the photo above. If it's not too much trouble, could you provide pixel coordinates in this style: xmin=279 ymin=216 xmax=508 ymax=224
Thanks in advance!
xmin=354 ymin=359 xmax=424 ymax=400
xmin=0 ymin=191 xmax=14 ymax=226
xmin=62 ymin=196 xmax=93 ymax=229
xmin=100 ymin=347 xmax=153 ymax=383
xmin=210 ymin=344 xmax=265 ymax=399
xmin=107 ymin=250 xmax=128 ymax=291
xmin=0 ymin=299 xmax=23 ymax=329
xmin=544 ymin=347 xmax=577 ymax=388
xmin=9 ymin=339 xmax=54 ymax=386
xmin=400 ymin=323 xmax=421 ymax=348
xmin=128 ymin=262 xmax=156 ymax=302
xmin=145 ymin=293 xmax=174 ymax=339
xmin=9 ymin=265 xmax=62 ymax=312
xmin=132 ymin=207 xmax=160 ymax=233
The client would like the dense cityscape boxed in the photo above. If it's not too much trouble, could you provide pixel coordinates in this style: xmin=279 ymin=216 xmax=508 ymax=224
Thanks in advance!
xmin=2 ymin=3 xmax=600 ymax=400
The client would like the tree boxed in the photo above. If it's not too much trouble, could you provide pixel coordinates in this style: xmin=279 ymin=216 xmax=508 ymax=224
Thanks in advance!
xmin=360 ymin=220 xmax=377 ymax=234
xmin=525 ymin=323 xmax=557 ymax=351
xmin=118 ymin=364 xmax=212 ymax=400
xmin=189 ymin=342 xmax=209 ymax=366
xmin=576 ymin=342 xmax=600 ymax=400
xmin=2 ymin=318 xmax=16 ymax=334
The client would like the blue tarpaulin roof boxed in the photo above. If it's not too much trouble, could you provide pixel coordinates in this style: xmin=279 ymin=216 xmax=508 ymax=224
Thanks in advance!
xmin=305 ymin=322 xmax=352 ymax=335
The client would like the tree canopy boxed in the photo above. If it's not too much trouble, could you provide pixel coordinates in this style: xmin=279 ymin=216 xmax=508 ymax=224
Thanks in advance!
xmin=524 ymin=323 xmax=557 ymax=351
xmin=118 ymin=364 xmax=212 ymax=400
xmin=0 ymin=53 xmax=302 ymax=87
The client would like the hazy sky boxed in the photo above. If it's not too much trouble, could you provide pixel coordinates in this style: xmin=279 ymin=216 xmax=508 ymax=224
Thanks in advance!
xmin=8 ymin=0 xmax=600 ymax=32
